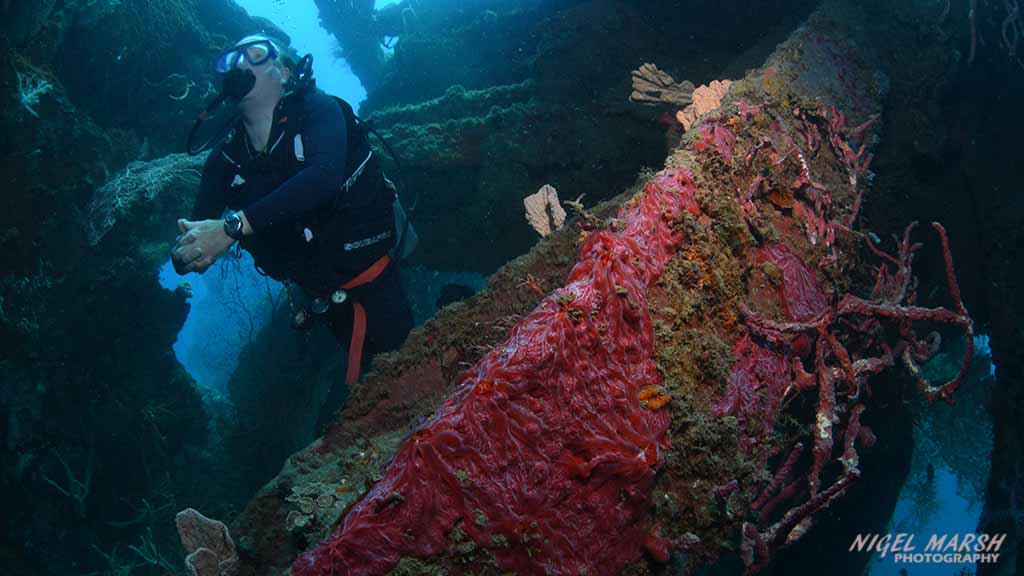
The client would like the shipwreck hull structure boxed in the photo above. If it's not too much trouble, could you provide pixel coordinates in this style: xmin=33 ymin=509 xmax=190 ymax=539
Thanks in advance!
xmin=229 ymin=2 xmax=974 ymax=574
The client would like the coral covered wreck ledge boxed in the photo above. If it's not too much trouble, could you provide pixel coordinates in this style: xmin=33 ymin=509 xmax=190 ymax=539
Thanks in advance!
xmin=222 ymin=2 xmax=973 ymax=575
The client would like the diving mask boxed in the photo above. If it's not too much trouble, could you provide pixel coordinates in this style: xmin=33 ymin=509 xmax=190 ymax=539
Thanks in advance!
xmin=214 ymin=35 xmax=280 ymax=74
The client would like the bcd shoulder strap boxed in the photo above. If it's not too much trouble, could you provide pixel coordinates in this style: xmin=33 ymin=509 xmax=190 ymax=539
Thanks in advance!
xmin=291 ymin=92 xmax=370 ymax=173
xmin=332 ymin=96 xmax=367 ymax=145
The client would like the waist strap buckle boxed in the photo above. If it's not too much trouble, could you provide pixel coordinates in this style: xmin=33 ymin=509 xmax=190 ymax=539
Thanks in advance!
xmin=331 ymin=289 xmax=349 ymax=305
xmin=311 ymin=289 xmax=348 ymax=315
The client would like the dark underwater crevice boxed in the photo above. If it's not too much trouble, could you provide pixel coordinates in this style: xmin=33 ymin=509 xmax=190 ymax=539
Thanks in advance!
xmin=854 ymin=1 xmax=1024 ymax=574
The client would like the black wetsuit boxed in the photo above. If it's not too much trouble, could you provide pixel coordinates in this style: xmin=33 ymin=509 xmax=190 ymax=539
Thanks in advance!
xmin=191 ymin=88 xmax=413 ymax=429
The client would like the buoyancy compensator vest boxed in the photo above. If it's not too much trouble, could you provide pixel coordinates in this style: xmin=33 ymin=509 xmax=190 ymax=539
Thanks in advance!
xmin=220 ymin=89 xmax=414 ymax=294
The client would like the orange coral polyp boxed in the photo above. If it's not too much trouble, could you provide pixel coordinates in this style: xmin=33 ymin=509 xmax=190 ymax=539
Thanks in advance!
xmin=645 ymin=394 xmax=672 ymax=410
xmin=638 ymin=386 xmax=662 ymax=400
xmin=768 ymin=190 xmax=796 ymax=209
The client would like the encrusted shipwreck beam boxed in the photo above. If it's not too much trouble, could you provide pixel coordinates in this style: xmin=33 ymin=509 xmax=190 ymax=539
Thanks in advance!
xmin=228 ymin=2 xmax=973 ymax=575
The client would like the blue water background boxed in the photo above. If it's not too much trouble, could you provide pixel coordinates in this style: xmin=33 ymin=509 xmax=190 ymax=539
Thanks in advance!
xmin=868 ymin=336 xmax=996 ymax=576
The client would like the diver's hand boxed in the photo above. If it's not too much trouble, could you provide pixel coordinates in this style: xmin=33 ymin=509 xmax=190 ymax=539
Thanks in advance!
xmin=172 ymin=219 xmax=235 ymax=274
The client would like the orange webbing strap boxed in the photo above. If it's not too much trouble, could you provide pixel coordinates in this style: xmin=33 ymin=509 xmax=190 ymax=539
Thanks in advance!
xmin=340 ymin=254 xmax=391 ymax=385
xmin=346 ymin=303 xmax=367 ymax=385
xmin=341 ymin=254 xmax=390 ymax=291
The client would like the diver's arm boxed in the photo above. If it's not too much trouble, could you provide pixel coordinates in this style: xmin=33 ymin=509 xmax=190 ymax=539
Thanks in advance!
xmin=240 ymin=92 xmax=349 ymax=233
xmin=189 ymin=150 xmax=231 ymax=220
xmin=172 ymin=151 xmax=234 ymax=275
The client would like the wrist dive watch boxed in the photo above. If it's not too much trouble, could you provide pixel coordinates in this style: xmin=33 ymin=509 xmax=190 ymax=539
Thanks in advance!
xmin=224 ymin=211 xmax=244 ymax=240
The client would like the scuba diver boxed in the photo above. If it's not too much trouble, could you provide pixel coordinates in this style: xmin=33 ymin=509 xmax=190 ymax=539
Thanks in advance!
xmin=171 ymin=34 xmax=414 ymax=432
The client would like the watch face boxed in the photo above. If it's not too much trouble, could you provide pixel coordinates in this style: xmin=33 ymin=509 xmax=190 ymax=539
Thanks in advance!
xmin=225 ymin=214 xmax=243 ymax=238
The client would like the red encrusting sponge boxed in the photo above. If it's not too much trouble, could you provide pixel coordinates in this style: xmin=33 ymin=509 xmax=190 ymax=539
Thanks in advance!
xmin=292 ymin=169 xmax=702 ymax=575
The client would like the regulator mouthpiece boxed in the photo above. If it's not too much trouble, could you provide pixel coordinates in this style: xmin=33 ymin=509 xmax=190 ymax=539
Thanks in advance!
xmin=222 ymin=68 xmax=256 ymax=101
